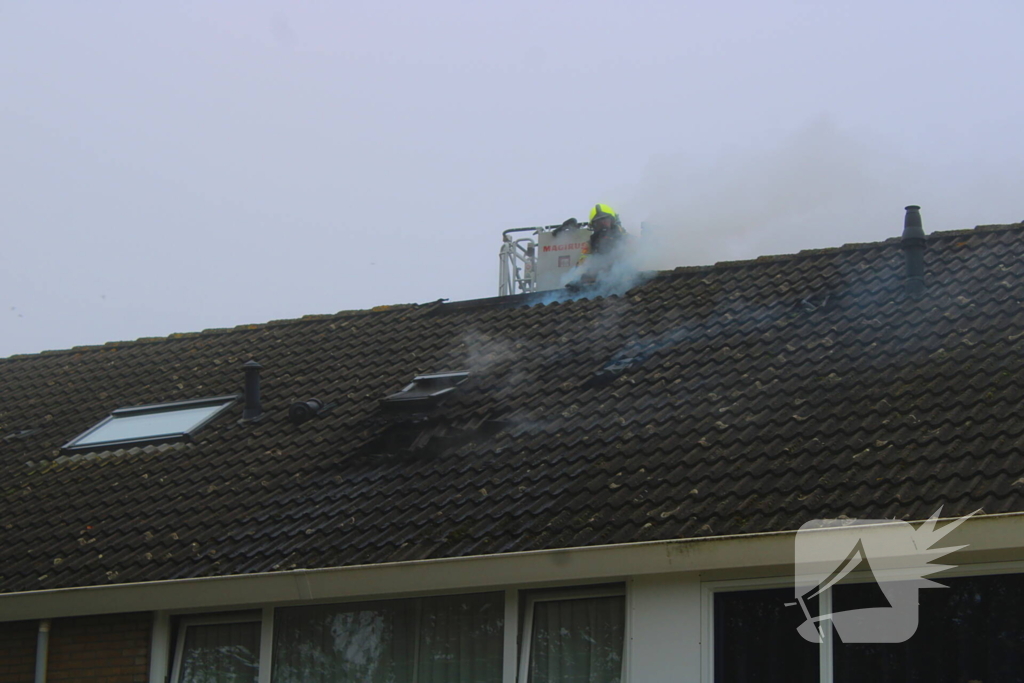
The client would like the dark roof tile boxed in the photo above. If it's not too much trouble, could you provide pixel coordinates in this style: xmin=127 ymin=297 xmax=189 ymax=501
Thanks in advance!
xmin=3 ymin=223 xmax=1024 ymax=591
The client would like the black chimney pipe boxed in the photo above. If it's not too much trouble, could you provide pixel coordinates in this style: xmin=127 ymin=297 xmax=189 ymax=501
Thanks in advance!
xmin=242 ymin=360 xmax=263 ymax=421
xmin=902 ymin=205 xmax=925 ymax=297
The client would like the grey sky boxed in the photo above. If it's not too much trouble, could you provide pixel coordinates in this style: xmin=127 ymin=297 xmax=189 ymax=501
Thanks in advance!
xmin=2 ymin=1 xmax=1022 ymax=358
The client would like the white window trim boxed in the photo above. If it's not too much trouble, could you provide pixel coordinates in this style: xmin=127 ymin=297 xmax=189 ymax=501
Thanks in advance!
xmin=168 ymin=611 xmax=262 ymax=683
xmin=516 ymin=585 xmax=627 ymax=683
xmin=700 ymin=558 xmax=1024 ymax=683
xmin=149 ymin=611 xmax=171 ymax=683
xmin=502 ymin=589 xmax=520 ymax=683
xmin=257 ymin=606 xmax=274 ymax=683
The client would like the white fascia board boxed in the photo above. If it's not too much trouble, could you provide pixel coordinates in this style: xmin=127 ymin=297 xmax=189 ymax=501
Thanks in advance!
xmin=2 ymin=511 xmax=1023 ymax=622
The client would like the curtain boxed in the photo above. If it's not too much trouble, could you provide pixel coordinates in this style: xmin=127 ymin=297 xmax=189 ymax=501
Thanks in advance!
xmin=528 ymin=595 xmax=625 ymax=683
xmin=272 ymin=599 xmax=416 ymax=683
xmin=177 ymin=621 xmax=261 ymax=683
xmin=272 ymin=592 xmax=503 ymax=683
xmin=416 ymin=593 xmax=505 ymax=683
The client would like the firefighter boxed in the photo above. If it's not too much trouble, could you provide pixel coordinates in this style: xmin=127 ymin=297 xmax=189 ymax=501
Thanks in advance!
xmin=565 ymin=203 xmax=628 ymax=290
xmin=587 ymin=203 xmax=627 ymax=255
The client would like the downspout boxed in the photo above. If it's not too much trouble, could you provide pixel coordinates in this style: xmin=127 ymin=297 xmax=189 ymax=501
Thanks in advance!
xmin=34 ymin=618 xmax=51 ymax=683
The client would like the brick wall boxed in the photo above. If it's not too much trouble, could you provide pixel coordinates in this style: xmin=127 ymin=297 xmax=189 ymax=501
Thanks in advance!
xmin=0 ymin=620 xmax=36 ymax=683
xmin=46 ymin=612 xmax=150 ymax=683
xmin=0 ymin=612 xmax=151 ymax=683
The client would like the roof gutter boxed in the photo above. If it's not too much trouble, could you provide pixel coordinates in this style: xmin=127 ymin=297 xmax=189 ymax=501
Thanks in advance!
xmin=2 ymin=511 xmax=1023 ymax=622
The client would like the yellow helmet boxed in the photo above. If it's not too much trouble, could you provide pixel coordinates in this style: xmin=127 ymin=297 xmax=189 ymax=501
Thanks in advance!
xmin=589 ymin=203 xmax=618 ymax=222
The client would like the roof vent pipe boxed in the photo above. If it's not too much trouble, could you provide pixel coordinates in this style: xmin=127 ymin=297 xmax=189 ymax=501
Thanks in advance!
xmin=901 ymin=205 xmax=926 ymax=297
xmin=289 ymin=398 xmax=325 ymax=425
xmin=242 ymin=360 xmax=263 ymax=422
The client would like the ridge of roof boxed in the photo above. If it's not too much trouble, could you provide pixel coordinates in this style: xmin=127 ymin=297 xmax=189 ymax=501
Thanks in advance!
xmin=5 ymin=222 xmax=1021 ymax=363
xmin=2 ymin=302 xmax=426 ymax=362
xmin=661 ymin=222 xmax=1023 ymax=276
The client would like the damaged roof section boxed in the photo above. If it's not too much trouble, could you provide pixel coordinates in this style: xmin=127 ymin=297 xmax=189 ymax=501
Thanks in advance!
xmin=2 ymin=223 xmax=1024 ymax=593
xmin=356 ymin=413 xmax=510 ymax=462
xmin=361 ymin=371 xmax=504 ymax=460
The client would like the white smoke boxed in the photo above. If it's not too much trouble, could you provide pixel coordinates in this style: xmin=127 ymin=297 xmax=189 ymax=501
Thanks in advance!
xmin=527 ymin=115 xmax=1023 ymax=312
xmin=619 ymin=117 xmax=899 ymax=270
xmin=460 ymin=330 xmax=520 ymax=374
xmin=557 ymin=244 xmax=651 ymax=301
xmin=618 ymin=116 xmax=1024 ymax=272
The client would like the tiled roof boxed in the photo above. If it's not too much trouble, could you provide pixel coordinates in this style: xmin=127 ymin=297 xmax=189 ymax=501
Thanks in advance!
xmin=3 ymin=223 xmax=1024 ymax=594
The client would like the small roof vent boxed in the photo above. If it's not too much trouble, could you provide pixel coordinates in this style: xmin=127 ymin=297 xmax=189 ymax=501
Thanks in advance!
xmin=289 ymin=398 xmax=327 ymax=425
xmin=381 ymin=371 xmax=470 ymax=410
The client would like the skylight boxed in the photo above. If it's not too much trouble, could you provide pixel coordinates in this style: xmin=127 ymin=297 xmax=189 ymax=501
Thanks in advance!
xmin=63 ymin=396 xmax=237 ymax=451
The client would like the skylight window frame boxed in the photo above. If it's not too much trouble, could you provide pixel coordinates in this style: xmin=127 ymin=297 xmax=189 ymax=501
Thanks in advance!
xmin=62 ymin=395 xmax=239 ymax=452
xmin=380 ymin=371 xmax=470 ymax=409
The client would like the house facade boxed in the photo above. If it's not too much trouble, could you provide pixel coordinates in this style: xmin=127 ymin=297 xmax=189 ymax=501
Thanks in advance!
xmin=3 ymin=216 xmax=1024 ymax=682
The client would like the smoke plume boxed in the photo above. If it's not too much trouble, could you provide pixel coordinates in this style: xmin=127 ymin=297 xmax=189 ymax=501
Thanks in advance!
xmin=619 ymin=116 xmax=1024 ymax=272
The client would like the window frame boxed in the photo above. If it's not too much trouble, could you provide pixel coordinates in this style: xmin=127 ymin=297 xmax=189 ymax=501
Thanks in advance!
xmin=168 ymin=610 xmax=263 ymax=683
xmin=158 ymin=590 xmax=512 ymax=683
xmin=516 ymin=585 xmax=627 ymax=683
xmin=63 ymin=395 xmax=238 ymax=452
xmin=701 ymin=574 xmax=831 ymax=683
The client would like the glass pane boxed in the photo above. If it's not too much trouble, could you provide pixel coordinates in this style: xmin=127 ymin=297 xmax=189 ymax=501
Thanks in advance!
xmin=76 ymin=403 xmax=227 ymax=445
xmin=528 ymin=595 xmax=625 ymax=683
xmin=272 ymin=593 xmax=503 ymax=683
xmin=178 ymin=621 xmax=260 ymax=683
xmin=416 ymin=593 xmax=504 ymax=683
xmin=833 ymin=573 xmax=1024 ymax=683
xmin=714 ymin=588 xmax=819 ymax=683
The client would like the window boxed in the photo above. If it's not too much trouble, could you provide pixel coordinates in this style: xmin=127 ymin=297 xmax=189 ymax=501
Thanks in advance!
xmin=711 ymin=572 xmax=1024 ymax=683
xmin=272 ymin=592 xmax=504 ymax=683
xmin=713 ymin=587 xmax=819 ymax=683
xmin=833 ymin=573 xmax=1024 ymax=683
xmin=518 ymin=586 xmax=626 ymax=683
xmin=171 ymin=612 xmax=262 ymax=683
xmin=63 ymin=395 xmax=237 ymax=451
